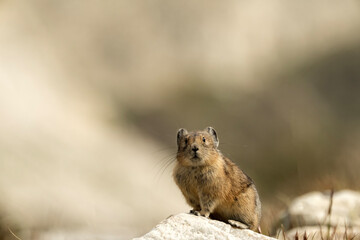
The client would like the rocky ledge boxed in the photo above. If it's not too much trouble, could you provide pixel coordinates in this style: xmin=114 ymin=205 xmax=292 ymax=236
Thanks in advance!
xmin=278 ymin=190 xmax=360 ymax=239
xmin=134 ymin=213 xmax=275 ymax=240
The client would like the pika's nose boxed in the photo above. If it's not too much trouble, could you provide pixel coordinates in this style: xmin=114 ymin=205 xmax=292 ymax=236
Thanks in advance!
xmin=192 ymin=145 xmax=199 ymax=152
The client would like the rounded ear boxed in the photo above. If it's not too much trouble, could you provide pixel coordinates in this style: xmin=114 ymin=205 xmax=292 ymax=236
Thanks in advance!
xmin=206 ymin=127 xmax=219 ymax=148
xmin=177 ymin=128 xmax=188 ymax=146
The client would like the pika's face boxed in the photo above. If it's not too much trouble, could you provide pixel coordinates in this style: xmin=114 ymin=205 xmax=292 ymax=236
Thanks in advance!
xmin=176 ymin=127 xmax=219 ymax=166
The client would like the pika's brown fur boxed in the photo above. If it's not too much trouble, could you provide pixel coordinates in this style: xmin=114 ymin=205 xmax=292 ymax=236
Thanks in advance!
xmin=173 ymin=127 xmax=261 ymax=231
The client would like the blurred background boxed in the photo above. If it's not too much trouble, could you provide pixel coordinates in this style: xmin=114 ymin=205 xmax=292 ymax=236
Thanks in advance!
xmin=1 ymin=0 xmax=360 ymax=239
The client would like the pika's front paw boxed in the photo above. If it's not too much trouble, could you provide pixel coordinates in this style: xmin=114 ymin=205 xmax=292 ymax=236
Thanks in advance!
xmin=189 ymin=209 xmax=201 ymax=216
xmin=199 ymin=210 xmax=210 ymax=218
xmin=189 ymin=209 xmax=210 ymax=218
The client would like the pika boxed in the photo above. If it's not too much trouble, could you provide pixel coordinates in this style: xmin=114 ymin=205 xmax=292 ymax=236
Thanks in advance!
xmin=173 ymin=127 xmax=261 ymax=231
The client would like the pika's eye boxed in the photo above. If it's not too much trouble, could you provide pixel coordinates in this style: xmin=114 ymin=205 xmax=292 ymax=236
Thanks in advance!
xmin=202 ymin=137 xmax=206 ymax=143
xmin=184 ymin=138 xmax=188 ymax=144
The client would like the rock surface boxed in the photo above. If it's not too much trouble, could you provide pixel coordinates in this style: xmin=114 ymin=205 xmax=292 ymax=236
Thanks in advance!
xmin=134 ymin=213 xmax=276 ymax=240
xmin=278 ymin=226 xmax=360 ymax=240
xmin=283 ymin=190 xmax=360 ymax=229
xmin=279 ymin=190 xmax=360 ymax=240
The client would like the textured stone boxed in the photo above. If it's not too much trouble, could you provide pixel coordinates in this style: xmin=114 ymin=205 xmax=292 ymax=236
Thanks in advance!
xmin=282 ymin=190 xmax=360 ymax=229
xmin=277 ymin=226 xmax=360 ymax=240
xmin=134 ymin=213 xmax=275 ymax=240
xmin=278 ymin=190 xmax=360 ymax=240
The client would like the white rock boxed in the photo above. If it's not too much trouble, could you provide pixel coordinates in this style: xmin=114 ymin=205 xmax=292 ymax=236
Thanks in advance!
xmin=283 ymin=190 xmax=360 ymax=228
xmin=134 ymin=213 xmax=276 ymax=240
xmin=280 ymin=226 xmax=360 ymax=240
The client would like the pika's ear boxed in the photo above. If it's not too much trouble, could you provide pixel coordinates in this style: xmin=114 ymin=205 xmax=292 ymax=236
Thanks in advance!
xmin=206 ymin=127 xmax=219 ymax=148
xmin=177 ymin=128 xmax=188 ymax=146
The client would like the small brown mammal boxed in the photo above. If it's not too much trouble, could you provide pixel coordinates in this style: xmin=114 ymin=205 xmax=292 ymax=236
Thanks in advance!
xmin=173 ymin=127 xmax=261 ymax=231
